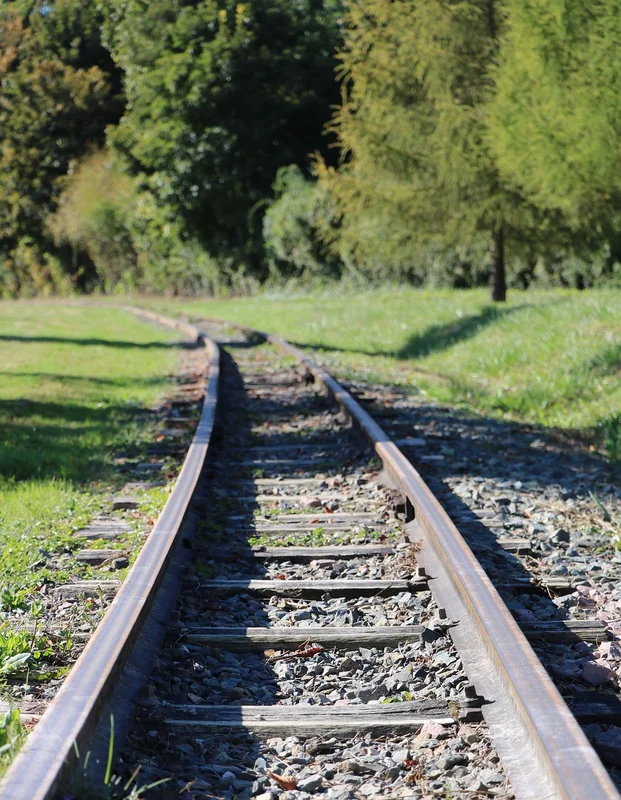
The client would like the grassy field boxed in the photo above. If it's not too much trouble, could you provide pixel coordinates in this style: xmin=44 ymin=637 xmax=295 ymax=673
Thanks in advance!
xmin=0 ymin=302 xmax=179 ymax=596
xmin=141 ymin=288 xmax=620 ymax=447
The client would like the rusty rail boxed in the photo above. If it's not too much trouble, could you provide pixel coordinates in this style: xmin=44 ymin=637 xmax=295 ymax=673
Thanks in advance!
xmin=0 ymin=310 xmax=219 ymax=800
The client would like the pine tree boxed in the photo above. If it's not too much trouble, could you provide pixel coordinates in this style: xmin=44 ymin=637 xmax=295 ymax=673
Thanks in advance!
xmin=318 ymin=0 xmax=541 ymax=301
xmin=488 ymin=0 xmax=621 ymax=266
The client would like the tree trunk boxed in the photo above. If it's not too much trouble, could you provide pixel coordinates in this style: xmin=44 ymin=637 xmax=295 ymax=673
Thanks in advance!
xmin=490 ymin=227 xmax=506 ymax=302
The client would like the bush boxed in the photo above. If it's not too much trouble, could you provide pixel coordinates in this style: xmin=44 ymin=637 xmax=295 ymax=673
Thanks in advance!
xmin=263 ymin=166 xmax=343 ymax=281
xmin=48 ymin=151 xmax=140 ymax=292
xmin=0 ymin=238 xmax=75 ymax=299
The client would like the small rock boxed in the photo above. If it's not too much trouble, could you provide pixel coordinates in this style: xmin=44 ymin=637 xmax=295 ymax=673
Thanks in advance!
xmin=582 ymin=661 xmax=616 ymax=686
xmin=550 ymin=528 xmax=570 ymax=543
xmin=599 ymin=641 xmax=621 ymax=661
xmin=587 ymin=725 xmax=621 ymax=767
xmin=439 ymin=753 xmax=468 ymax=769
xmin=481 ymin=769 xmax=505 ymax=785
xmin=359 ymin=784 xmax=380 ymax=797
xmin=328 ymin=787 xmax=353 ymax=800
xmin=419 ymin=721 xmax=452 ymax=740
xmin=297 ymin=775 xmax=323 ymax=792
xmin=337 ymin=760 xmax=372 ymax=776
xmin=300 ymin=497 xmax=322 ymax=509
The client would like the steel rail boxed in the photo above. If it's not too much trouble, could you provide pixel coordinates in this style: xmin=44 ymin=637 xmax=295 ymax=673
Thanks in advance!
xmin=0 ymin=309 xmax=220 ymax=800
xmin=195 ymin=315 xmax=619 ymax=800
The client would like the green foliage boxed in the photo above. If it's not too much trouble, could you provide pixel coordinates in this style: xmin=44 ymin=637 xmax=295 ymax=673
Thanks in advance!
xmin=490 ymin=1 xmax=621 ymax=223
xmin=0 ymin=1 xmax=122 ymax=295
xmin=103 ymin=0 xmax=344 ymax=270
xmin=3 ymin=0 xmax=621 ymax=293
xmin=49 ymin=150 xmax=247 ymax=294
xmin=0 ymin=707 xmax=26 ymax=777
xmin=263 ymin=166 xmax=342 ymax=281
xmin=48 ymin=151 xmax=140 ymax=292
xmin=597 ymin=413 xmax=621 ymax=462
xmin=0 ymin=624 xmax=71 ymax=678
xmin=487 ymin=0 xmax=621 ymax=281
xmin=317 ymin=0 xmax=532 ymax=296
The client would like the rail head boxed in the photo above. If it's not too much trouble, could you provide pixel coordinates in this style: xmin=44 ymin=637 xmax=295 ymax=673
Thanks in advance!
xmin=0 ymin=309 xmax=220 ymax=800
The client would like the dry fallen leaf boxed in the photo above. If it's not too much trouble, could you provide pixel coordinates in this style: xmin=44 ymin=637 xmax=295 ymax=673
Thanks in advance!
xmin=266 ymin=771 xmax=298 ymax=790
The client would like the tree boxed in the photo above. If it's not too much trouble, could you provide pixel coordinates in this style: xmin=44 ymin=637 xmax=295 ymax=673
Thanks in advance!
xmin=488 ymin=0 xmax=621 ymax=269
xmin=318 ymin=0 xmax=546 ymax=301
xmin=102 ymin=0 xmax=344 ymax=274
xmin=0 ymin=1 xmax=123 ymax=292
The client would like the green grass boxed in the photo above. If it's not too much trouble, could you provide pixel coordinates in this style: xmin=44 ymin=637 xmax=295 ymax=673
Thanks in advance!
xmin=0 ymin=707 xmax=26 ymax=777
xmin=139 ymin=288 xmax=621 ymax=440
xmin=0 ymin=302 xmax=179 ymax=596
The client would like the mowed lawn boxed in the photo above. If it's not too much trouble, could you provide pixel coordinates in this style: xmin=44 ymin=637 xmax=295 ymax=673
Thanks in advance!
xmin=0 ymin=302 xmax=179 ymax=593
xmin=143 ymin=289 xmax=620 ymax=436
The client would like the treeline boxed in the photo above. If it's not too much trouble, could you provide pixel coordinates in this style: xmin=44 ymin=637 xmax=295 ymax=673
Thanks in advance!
xmin=2 ymin=1 xmax=621 ymax=299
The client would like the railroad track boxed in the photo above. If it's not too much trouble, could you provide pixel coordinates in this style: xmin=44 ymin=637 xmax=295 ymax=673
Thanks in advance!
xmin=0 ymin=309 xmax=619 ymax=799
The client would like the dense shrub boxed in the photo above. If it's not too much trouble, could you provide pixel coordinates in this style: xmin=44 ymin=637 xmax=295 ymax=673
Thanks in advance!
xmin=263 ymin=166 xmax=342 ymax=280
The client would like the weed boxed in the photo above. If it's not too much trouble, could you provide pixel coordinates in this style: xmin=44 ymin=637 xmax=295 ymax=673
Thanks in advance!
xmin=66 ymin=716 xmax=170 ymax=799
xmin=597 ymin=412 xmax=621 ymax=462
xmin=381 ymin=690 xmax=414 ymax=704
xmin=0 ymin=623 xmax=74 ymax=678
xmin=589 ymin=491 xmax=613 ymax=522
xmin=0 ymin=706 xmax=25 ymax=777
xmin=448 ymin=699 xmax=461 ymax=719
xmin=0 ymin=588 xmax=29 ymax=613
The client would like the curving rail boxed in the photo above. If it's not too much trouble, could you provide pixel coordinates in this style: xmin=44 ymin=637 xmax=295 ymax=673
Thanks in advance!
xmin=0 ymin=309 xmax=616 ymax=800
xmin=0 ymin=310 xmax=219 ymax=800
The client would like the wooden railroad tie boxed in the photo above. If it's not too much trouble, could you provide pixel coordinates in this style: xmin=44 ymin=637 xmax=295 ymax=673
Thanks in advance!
xmin=159 ymin=699 xmax=459 ymax=735
xmin=191 ymin=578 xmax=428 ymax=597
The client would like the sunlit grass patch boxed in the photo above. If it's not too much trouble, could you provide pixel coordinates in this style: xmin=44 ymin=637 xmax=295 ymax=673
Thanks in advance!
xmin=0 ymin=707 xmax=25 ymax=778
xmin=0 ymin=302 xmax=179 ymax=601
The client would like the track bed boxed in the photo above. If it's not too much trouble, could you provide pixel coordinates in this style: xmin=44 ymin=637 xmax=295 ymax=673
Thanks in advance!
xmin=117 ymin=328 xmax=512 ymax=799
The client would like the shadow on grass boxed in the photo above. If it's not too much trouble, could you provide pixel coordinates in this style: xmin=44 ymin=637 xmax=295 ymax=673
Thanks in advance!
xmin=588 ymin=341 xmax=621 ymax=376
xmin=0 ymin=397 xmax=152 ymax=484
xmin=287 ymin=304 xmax=526 ymax=361
xmin=0 ymin=372 xmax=171 ymax=388
xmin=0 ymin=335 xmax=187 ymax=349
xmin=396 ymin=305 xmax=523 ymax=359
